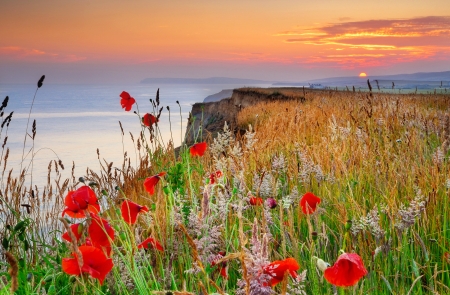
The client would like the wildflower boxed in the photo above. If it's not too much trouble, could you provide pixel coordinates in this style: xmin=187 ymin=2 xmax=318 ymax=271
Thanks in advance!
xmin=209 ymin=170 xmax=223 ymax=184
xmin=263 ymin=257 xmax=300 ymax=287
xmin=299 ymin=192 xmax=321 ymax=214
xmin=88 ymin=213 xmax=114 ymax=255
xmin=120 ymin=91 xmax=135 ymax=111
xmin=190 ymin=142 xmax=207 ymax=157
xmin=138 ymin=237 xmax=164 ymax=251
xmin=249 ymin=197 xmax=264 ymax=206
xmin=62 ymin=223 xmax=83 ymax=243
xmin=62 ymin=245 xmax=113 ymax=285
xmin=121 ymin=200 xmax=149 ymax=225
xmin=324 ymin=253 xmax=368 ymax=287
xmin=143 ymin=172 xmax=166 ymax=195
xmin=62 ymin=186 xmax=100 ymax=218
xmin=266 ymin=197 xmax=277 ymax=209
xmin=395 ymin=187 xmax=426 ymax=232
xmin=211 ymin=251 xmax=227 ymax=279
xmin=142 ymin=113 xmax=158 ymax=127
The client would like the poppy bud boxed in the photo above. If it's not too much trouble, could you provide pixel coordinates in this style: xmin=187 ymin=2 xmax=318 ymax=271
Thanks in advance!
xmin=37 ymin=75 xmax=45 ymax=88
xmin=79 ymin=177 xmax=85 ymax=183
xmin=316 ymin=258 xmax=330 ymax=272
xmin=312 ymin=231 xmax=318 ymax=241
xmin=266 ymin=197 xmax=277 ymax=209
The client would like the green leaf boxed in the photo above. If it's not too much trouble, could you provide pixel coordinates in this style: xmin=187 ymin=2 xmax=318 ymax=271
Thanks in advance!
xmin=2 ymin=237 xmax=9 ymax=250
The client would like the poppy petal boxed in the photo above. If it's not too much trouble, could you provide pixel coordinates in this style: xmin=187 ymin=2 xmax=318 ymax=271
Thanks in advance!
xmin=120 ymin=91 xmax=136 ymax=111
xmin=62 ymin=224 xmax=83 ymax=243
xmin=88 ymin=213 xmax=115 ymax=254
xmin=62 ymin=186 xmax=100 ymax=218
xmin=138 ymin=237 xmax=164 ymax=251
xmin=79 ymin=245 xmax=114 ymax=285
xmin=143 ymin=172 xmax=166 ymax=195
xmin=324 ymin=253 xmax=368 ymax=287
xmin=300 ymin=192 xmax=321 ymax=214
xmin=121 ymin=200 xmax=149 ymax=225
xmin=190 ymin=142 xmax=207 ymax=157
xmin=143 ymin=113 xmax=158 ymax=127
xmin=249 ymin=197 xmax=264 ymax=206
xmin=263 ymin=257 xmax=300 ymax=287
xmin=62 ymin=257 xmax=81 ymax=276
xmin=62 ymin=245 xmax=113 ymax=285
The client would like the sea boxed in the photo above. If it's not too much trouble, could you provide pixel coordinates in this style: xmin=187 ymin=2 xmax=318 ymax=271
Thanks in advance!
xmin=0 ymin=82 xmax=272 ymax=188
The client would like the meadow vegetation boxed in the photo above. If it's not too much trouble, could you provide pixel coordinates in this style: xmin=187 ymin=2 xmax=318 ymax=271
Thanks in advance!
xmin=0 ymin=81 xmax=449 ymax=295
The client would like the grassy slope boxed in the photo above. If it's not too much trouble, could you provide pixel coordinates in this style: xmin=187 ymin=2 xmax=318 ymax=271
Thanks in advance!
xmin=1 ymin=88 xmax=449 ymax=295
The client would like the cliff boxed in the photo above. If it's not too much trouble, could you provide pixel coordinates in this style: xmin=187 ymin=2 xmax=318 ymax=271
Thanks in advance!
xmin=203 ymin=89 xmax=234 ymax=103
xmin=184 ymin=88 xmax=305 ymax=145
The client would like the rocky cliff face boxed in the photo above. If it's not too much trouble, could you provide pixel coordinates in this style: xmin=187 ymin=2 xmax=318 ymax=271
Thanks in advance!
xmin=184 ymin=88 xmax=302 ymax=145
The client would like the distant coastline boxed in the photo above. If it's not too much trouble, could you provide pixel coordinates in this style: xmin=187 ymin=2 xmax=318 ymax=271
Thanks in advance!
xmin=141 ymin=71 xmax=450 ymax=91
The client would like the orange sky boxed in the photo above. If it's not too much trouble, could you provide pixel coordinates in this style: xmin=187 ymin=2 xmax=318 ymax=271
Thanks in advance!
xmin=1 ymin=0 xmax=450 ymax=83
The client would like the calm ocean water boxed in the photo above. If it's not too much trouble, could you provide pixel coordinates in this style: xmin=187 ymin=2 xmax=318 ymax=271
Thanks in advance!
xmin=0 ymin=82 xmax=271 ymax=187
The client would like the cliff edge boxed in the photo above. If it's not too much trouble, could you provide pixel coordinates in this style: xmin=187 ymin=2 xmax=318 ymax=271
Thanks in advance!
xmin=184 ymin=87 xmax=304 ymax=145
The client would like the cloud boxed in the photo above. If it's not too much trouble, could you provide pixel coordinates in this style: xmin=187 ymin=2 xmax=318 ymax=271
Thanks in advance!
xmin=0 ymin=46 xmax=86 ymax=62
xmin=277 ymin=16 xmax=450 ymax=68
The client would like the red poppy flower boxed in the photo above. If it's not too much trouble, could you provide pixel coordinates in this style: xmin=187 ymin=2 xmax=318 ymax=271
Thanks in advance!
xmin=324 ymin=253 xmax=368 ymax=287
xmin=209 ymin=170 xmax=223 ymax=184
xmin=62 ymin=186 xmax=100 ymax=218
xmin=211 ymin=251 xmax=228 ymax=279
xmin=88 ymin=213 xmax=114 ymax=255
xmin=263 ymin=257 xmax=300 ymax=287
xmin=120 ymin=91 xmax=136 ymax=111
xmin=142 ymin=113 xmax=158 ymax=127
xmin=62 ymin=224 xmax=83 ymax=243
xmin=249 ymin=197 xmax=264 ymax=206
xmin=190 ymin=142 xmax=207 ymax=157
xmin=62 ymin=245 xmax=113 ymax=285
xmin=299 ymin=192 xmax=321 ymax=214
xmin=143 ymin=172 xmax=166 ymax=195
xmin=138 ymin=237 xmax=164 ymax=251
xmin=121 ymin=200 xmax=149 ymax=225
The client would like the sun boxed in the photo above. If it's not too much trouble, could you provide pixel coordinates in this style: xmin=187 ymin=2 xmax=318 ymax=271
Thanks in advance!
xmin=359 ymin=72 xmax=367 ymax=77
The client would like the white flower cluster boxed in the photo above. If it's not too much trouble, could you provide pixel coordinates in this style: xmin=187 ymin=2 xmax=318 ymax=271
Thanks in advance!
xmin=286 ymin=270 xmax=308 ymax=295
xmin=271 ymin=153 xmax=287 ymax=173
xmin=395 ymin=187 xmax=426 ymax=232
xmin=329 ymin=115 xmax=351 ymax=141
xmin=210 ymin=122 xmax=235 ymax=156
xmin=296 ymin=146 xmax=327 ymax=184
xmin=351 ymin=206 xmax=386 ymax=241
xmin=244 ymin=124 xmax=257 ymax=151
xmin=236 ymin=219 xmax=274 ymax=295
xmin=282 ymin=187 xmax=299 ymax=210
xmin=253 ymin=171 xmax=274 ymax=198
xmin=432 ymin=146 xmax=446 ymax=165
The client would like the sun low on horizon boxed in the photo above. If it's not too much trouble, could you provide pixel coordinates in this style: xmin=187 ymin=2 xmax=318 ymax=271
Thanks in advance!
xmin=359 ymin=72 xmax=367 ymax=77
xmin=1 ymin=1 xmax=450 ymax=83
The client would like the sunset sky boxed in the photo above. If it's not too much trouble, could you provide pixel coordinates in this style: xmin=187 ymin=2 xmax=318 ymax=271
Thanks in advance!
xmin=1 ymin=0 xmax=450 ymax=83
